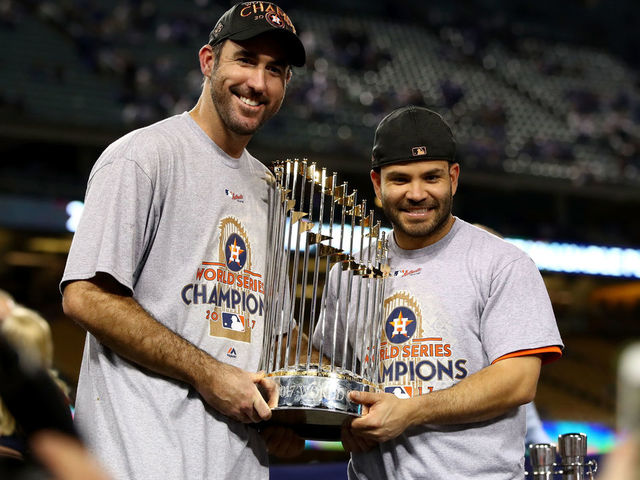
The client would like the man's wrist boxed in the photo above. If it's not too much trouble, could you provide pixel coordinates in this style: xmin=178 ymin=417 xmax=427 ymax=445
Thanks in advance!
xmin=184 ymin=347 xmax=217 ymax=389
xmin=406 ymin=394 xmax=429 ymax=428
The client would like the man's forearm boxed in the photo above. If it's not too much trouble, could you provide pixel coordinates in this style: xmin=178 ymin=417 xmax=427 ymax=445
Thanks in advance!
xmin=62 ymin=275 xmax=273 ymax=423
xmin=62 ymin=278 xmax=212 ymax=387
xmin=406 ymin=355 xmax=542 ymax=427
xmin=348 ymin=355 xmax=542 ymax=443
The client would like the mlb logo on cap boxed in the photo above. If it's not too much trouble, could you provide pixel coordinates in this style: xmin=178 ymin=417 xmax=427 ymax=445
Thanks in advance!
xmin=412 ymin=146 xmax=427 ymax=156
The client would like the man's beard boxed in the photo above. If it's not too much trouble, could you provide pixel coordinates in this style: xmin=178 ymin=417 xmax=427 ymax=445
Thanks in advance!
xmin=382 ymin=188 xmax=453 ymax=242
xmin=208 ymin=69 xmax=283 ymax=136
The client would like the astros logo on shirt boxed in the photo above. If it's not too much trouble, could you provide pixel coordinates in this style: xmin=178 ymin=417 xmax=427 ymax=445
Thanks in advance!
xmin=384 ymin=306 xmax=417 ymax=344
xmin=225 ymin=233 xmax=247 ymax=272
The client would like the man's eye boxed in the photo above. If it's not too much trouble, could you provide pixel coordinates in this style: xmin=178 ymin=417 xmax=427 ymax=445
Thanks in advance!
xmin=267 ymin=66 xmax=284 ymax=75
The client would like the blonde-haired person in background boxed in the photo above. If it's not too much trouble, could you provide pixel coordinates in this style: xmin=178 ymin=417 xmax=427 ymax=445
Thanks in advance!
xmin=0 ymin=289 xmax=15 ymax=323
xmin=0 ymin=306 xmax=70 ymax=460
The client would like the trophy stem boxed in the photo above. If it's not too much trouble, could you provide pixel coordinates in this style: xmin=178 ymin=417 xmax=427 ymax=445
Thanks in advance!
xmin=350 ymin=201 xmax=367 ymax=375
xmin=356 ymin=214 xmax=376 ymax=378
xmin=260 ymin=171 xmax=276 ymax=372
xmin=330 ymin=183 xmax=349 ymax=372
xmin=316 ymin=173 xmax=337 ymax=372
xmin=267 ymin=160 xmax=298 ymax=371
xmin=294 ymin=163 xmax=316 ymax=366
xmin=306 ymin=168 xmax=327 ymax=370
xmin=370 ymin=231 xmax=389 ymax=378
xmin=284 ymin=160 xmax=307 ymax=370
xmin=339 ymin=191 xmax=358 ymax=372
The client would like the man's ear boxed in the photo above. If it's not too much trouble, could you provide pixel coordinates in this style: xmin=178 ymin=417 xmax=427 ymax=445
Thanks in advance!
xmin=198 ymin=44 xmax=214 ymax=76
xmin=370 ymin=168 xmax=382 ymax=200
xmin=449 ymin=163 xmax=460 ymax=196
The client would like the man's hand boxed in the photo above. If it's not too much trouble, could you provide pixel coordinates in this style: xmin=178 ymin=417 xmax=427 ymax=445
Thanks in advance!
xmin=260 ymin=425 xmax=305 ymax=458
xmin=341 ymin=419 xmax=378 ymax=453
xmin=195 ymin=364 xmax=272 ymax=423
xmin=348 ymin=391 xmax=414 ymax=443
xmin=257 ymin=375 xmax=279 ymax=409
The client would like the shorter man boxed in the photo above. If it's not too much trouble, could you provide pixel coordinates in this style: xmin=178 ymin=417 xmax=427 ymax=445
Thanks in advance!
xmin=314 ymin=106 xmax=563 ymax=479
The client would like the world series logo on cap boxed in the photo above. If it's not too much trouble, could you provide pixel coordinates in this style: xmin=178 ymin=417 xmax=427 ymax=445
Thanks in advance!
xmin=266 ymin=13 xmax=284 ymax=28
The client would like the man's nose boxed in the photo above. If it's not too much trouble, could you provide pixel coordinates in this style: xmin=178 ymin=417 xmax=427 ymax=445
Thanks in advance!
xmin=246 ymin=66 xmax=267 ymax=94
xmin=405 ymin=181 xmax=427 ymax=202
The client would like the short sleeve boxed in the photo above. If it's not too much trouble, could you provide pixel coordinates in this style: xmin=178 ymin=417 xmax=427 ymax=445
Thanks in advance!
xmin=480 ymin=256 xmax=563 ymax=364
xmin=60 ymin=158 xmax=155 ymax=294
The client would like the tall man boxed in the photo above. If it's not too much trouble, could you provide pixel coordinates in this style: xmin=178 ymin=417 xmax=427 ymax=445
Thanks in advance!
xmin=313 ymin=106 xmax=563 ymax=479
xmin=61 ymin=3 xmax=305 ymax=479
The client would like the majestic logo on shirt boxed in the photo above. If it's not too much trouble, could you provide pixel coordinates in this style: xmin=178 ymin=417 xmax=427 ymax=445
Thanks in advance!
xmin=385 ymin=306 xmax=417 ymax=344
xmin=226 ymin=347 xmax=238 ymax=358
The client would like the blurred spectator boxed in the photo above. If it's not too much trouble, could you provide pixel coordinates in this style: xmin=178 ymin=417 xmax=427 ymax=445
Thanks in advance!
xmin=0 ymin=289 xmax=14 ymax=323
xmin=0 ymin=333 xmax=99 ymax=480
xmin=30 ymin=430 xmax=111 ymax=480
xmin=0 ymin=306 xmax=70 ymax=460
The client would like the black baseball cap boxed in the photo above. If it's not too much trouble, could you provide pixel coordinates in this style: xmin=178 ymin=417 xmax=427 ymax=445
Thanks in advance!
xmin=371 ymin=106 xmax=456 ymax=169
xmin=209 ymin=2 xmax=306 ymax=67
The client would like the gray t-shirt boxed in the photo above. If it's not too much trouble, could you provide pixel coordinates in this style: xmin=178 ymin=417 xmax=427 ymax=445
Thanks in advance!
xmin=61 ymin=112 xmax=271 ymax=480
xmin=313 ymin=218 xmax=563 ymax=480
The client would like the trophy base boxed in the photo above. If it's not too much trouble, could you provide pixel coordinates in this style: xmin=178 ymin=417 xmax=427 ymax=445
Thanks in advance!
xmin=264 ymin=369 xmax=377 ymax=441
xmin=269 ymin=407 xmax=356 ymax=441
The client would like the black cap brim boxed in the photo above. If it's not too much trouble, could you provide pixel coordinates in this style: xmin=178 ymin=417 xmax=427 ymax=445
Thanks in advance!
xmin=227 ymin=29 xmax=306 ymax=67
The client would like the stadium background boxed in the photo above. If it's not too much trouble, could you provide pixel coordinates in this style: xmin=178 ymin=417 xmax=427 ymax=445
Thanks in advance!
xmin=1 ymin=0 xmax=639 ymax=475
